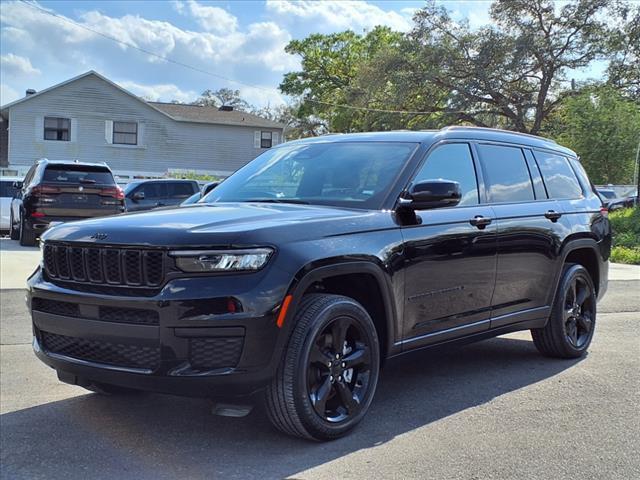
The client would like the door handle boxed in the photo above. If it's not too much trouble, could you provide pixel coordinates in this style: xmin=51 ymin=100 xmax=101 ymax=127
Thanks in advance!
xmin=469 ymin=215 xmax=492 ymax=229
xmin=544 ymin=210 xmax=562 ymax=222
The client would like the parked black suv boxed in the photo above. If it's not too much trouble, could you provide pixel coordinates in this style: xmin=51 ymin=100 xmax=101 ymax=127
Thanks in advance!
xmin=123 ymin=179 xmax=199 ymax=212
xmin=29 ymin=128 xmax=610 ymax=440
xmin=10 ymin=159 xmax=125 ymax=246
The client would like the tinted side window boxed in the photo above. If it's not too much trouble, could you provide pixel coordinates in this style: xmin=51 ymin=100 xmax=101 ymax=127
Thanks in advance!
xmin=569 ymin=159 xmax=596 ymax=195
xmin=168 ymin=182 xmax=196 ymax=198
xmin=413 ymin=143 xmax=479 ymax=206
xmin=0 ymin=181 xmax=18 ymax=198
xmin=534 ymin=151 xmax=583 ymax=199
xmin=478 ymin=144 xmax=534 ymax=203
xmin=137 ymin=183 xmax=164 ymax=199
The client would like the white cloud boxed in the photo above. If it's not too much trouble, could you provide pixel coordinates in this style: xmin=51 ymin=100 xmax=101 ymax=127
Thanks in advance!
xmin=0 ymin=83 xmax=20 ymax=105
xmin=0 ymin=1 xmax=293 ymax=74
xmin=0 ymin=53 xmax=41 ymax=76
xmin=239 ymin=85 xmax=287 ymax=108
xmin=118 ymin=80 xmax=197 ymax=103
xmin=266 ymin=0 xmax=412 ymax=32
xmin=173 ymin=0 xmax=238 ymax=34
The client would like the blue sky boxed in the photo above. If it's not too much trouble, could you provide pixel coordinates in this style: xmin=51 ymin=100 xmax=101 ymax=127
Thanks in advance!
xmin=0 ymin=1 xmax=602 ymax=108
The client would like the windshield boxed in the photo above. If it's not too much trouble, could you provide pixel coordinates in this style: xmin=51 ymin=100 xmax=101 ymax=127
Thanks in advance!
xmin=181 ymin=191 xmax=202 ymax=205
xmin=202 ymin=141 xmax=417 ymax=209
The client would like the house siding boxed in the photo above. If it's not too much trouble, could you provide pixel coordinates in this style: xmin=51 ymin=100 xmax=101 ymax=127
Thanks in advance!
xmin=6 ymin=74 xmax=282 ymax=176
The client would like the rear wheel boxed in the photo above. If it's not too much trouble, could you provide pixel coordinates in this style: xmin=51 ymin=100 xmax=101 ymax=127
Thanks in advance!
xmin=265 ymin=294 xmax=380 ymax=441
xmin=19 ymin=214 xmax=37 ymax=247
xmin=531 ymin=264 xmax=596 ymax=358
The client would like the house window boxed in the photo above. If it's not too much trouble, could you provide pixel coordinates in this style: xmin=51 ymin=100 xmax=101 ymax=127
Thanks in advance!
xmin=44 ymin=117 xmax=70 ymax=141
xmin=113 ymin=121 xmax=138 ymax=145
xmin=261 ymin=131 xmax=273 ymax=148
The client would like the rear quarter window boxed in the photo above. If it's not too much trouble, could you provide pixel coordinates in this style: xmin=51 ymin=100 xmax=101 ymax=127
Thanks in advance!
xmin=43 ymin=165 xmax=115 ymax=185
xmin=533 ymin=151 xmax=583 ymax=199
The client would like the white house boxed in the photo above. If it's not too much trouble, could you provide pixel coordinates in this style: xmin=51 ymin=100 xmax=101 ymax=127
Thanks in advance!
xmin=0 ymin=71 xmax=285 ymax=179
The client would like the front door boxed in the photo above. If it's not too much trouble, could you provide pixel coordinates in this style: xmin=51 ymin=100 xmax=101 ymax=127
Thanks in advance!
xmin=400 ymin=142 xmax=497 ymax=348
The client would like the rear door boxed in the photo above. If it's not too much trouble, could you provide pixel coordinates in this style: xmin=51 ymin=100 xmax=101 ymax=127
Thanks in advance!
xmin=400 ymin=142 xmax=497 ymax=347
xmin=37 ymin=165 xmax=120 ymax=218
xmin=475 ymin=143 xmax=572 ymax=327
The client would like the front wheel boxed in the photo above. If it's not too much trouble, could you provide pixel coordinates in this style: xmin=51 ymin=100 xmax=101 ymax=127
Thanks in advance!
xmin=265 ymin=294 xmax=380 ymax=441
xmin=531 ymin=264 xmax=596 ymax=359
xmin=9 ymin=212 xmax=19 ymax=240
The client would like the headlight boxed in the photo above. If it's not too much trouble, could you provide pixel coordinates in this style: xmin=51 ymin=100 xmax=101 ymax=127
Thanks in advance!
xmin=169 ymin=248 xmax=274 ymax=273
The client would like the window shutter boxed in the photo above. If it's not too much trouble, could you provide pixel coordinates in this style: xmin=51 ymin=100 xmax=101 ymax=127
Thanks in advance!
xmin=35 ymin=117 xmax=44 ymax=141
xmin=137 ymin=122 xmax=144 ymax=146
xmin=254 ymin=131 xmax=261 ymax=149
xmin=272 ymin=132 xmax=279 ymax=145
xmin=70 ymin=118 xmax=78 ymax=142
xmin=105 ymin=120 xmax=113 ymax=144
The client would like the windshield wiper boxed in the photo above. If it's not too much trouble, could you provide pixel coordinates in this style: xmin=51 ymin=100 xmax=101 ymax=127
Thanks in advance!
xmin=79 ymin=179 xmax=97 ymax=184
xmin=245 ymin=198 xmax=309 ymax=205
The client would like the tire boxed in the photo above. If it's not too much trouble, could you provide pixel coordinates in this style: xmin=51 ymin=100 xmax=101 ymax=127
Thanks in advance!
xmin=531 ymin=264 xmax=596 ymax=359
xmin=265 ymin=294 xmax=380 ymax=441
xmin=9 ymin=212 xmax=19 ymax=240
xmin=19 ymin=214 xmax=37 ymax=247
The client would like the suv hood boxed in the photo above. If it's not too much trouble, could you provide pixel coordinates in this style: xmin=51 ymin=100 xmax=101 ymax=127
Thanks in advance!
xmin=42 ymin=202 xmax=395 ymax=247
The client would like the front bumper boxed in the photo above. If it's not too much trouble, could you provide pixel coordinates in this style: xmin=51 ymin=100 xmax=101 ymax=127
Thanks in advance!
xmin=28 ymin=266 xmax=292 ymax=398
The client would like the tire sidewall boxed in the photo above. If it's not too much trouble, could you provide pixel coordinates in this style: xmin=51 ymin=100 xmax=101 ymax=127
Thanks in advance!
xmin=292 ymin=297 xmax=380 ymax=439
xmin=553 ymin=264 xmax=597 ymax=356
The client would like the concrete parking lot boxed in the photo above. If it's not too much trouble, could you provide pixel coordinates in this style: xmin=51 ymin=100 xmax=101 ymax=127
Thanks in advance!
xmin=1 ymin=237 xmax=638 ymax=479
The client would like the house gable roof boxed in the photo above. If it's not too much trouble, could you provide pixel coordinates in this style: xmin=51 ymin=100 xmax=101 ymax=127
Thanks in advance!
xmin=0 ymin=70 xmax=284 ymax=129
xmin=148 ymin=102 xmax=284 ymax=129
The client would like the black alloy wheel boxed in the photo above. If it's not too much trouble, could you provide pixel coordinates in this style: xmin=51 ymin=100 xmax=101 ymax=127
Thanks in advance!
xmin=563 ymin=275 xmax=595 ymax=349
xmin=532 ymin=263 xmax=597 ymax=359
xmin=306 ymin=315 xmax=373 ymax=423
xmin=266 ymin=294 xmax=380 ymax=441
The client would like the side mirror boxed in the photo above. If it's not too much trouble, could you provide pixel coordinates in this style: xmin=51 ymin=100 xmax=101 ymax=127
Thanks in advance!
xmin=12 ymin=181 xmax=23 ymax=190
xmin=398 ymin=180 xmax=462 ymax=210
xmin=132 ymin=191 xmax=145 ymax=201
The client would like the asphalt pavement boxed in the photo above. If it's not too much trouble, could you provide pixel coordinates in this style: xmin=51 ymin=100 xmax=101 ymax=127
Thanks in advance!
xmin=1 ymin=238 xmax=639 ymax=479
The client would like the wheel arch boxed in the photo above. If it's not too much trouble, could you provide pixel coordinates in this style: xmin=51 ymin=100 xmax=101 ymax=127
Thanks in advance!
xmin=284 ymin=261 xmax=399 ymax=363
xmin=555 ymin=238 xmax=603 ymax=299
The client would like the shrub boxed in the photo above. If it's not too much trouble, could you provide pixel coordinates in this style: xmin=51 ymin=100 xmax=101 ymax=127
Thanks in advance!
xmin=609 ymin=207 xmax=640 ymax=265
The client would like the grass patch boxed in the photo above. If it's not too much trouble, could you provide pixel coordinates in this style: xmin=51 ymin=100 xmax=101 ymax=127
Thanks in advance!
xmin=609 ymin=207 xmax=640 ymax=265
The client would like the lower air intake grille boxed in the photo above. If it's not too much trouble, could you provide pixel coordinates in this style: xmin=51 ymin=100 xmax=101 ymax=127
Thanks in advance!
xmin=189 ymin=337 xmax=244 ymax=370
xmin=41 ymin=331 xmax=160 ymax=370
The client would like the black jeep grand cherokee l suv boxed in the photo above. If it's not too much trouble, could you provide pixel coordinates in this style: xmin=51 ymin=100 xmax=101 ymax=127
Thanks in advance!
xmin=29 ymin=127 xmax=610 ymax=440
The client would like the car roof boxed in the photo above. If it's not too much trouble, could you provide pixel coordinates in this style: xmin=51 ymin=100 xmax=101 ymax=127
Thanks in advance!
xmin=282 ymin=126 xmax=577 ymax=158
xmin=38 ymin=159 xmax=112 ymax=170
xmin=0 ymin=176 xmax=23 ymax=181
xmin=126 ymin=178 xmax=198 ymax=187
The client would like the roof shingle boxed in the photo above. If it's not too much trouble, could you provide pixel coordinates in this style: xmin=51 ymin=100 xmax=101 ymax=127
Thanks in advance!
xmin=149 ymin=102 xmax=284 ymax=129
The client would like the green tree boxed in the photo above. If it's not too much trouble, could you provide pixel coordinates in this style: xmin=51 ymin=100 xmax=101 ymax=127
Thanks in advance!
xmin=606 ymin=3 xmax=640 ymax=99
xmin=547 ymin=86 xmax=640 ymax=184
xmin=279 ymin=27 xmax=403 ymax=132
xmin=193 ymin=88 xmax=253 ymax=111
xmin=402 ymin=0 xmax=615 ymax=134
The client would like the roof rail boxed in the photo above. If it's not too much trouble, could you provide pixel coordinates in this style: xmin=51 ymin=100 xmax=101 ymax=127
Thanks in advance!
xmin=441 ymin=126 xmax=557 ymax=144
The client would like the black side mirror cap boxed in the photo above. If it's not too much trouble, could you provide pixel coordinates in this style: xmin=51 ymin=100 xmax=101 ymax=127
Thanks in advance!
xmin=132 ymin=192 xmax=145 ymax=201
xmin=12 ymin=181 xmax=23 ymax=189
xmin=398 ymin=180 xmax=462 ymax=210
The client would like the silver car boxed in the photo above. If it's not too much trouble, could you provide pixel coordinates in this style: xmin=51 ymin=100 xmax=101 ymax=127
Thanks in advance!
xmin=0 ymin=176 xmax=22 ymax=233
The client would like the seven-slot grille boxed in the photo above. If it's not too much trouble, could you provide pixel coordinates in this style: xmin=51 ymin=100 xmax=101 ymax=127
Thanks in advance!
xmin=43 ymin=244 xmax=164 ymax=287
